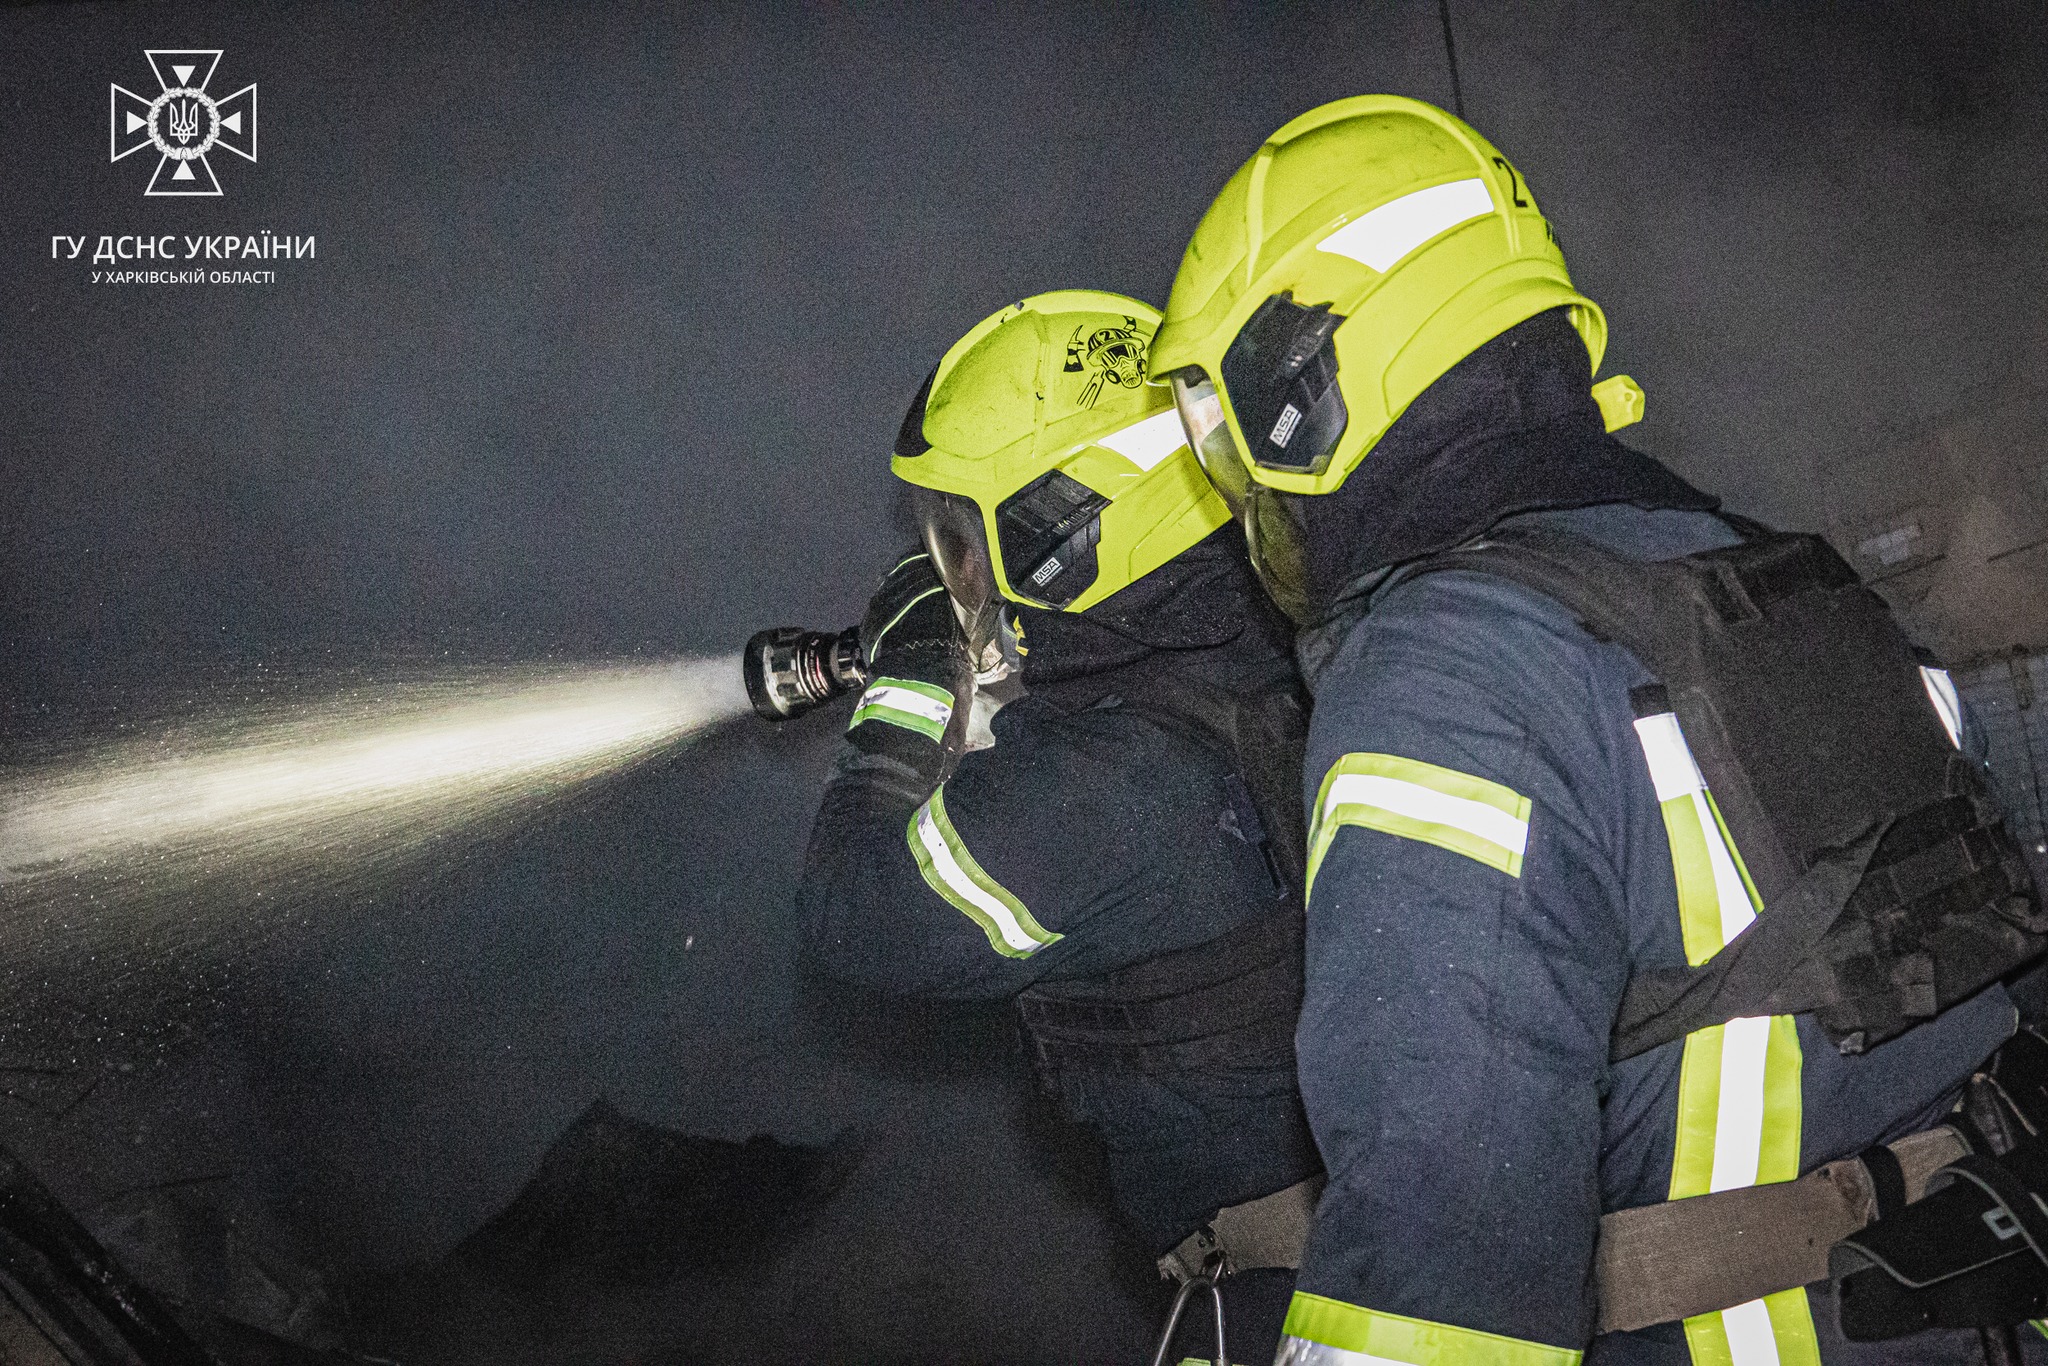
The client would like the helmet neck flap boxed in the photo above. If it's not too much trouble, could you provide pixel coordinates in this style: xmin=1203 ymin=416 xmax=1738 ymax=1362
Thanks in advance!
xmin=1280 ymin=310 xmax=1716 ymax=624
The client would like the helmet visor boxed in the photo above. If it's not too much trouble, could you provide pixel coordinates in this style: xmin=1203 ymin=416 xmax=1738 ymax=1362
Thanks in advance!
xmin=911 ymin=486 xmax=1008 ymax=673
xmin=1170 ymin=370 xmax=1251 ymax=513
xmin=1171 ymin=368 xmax=1317 ymax=626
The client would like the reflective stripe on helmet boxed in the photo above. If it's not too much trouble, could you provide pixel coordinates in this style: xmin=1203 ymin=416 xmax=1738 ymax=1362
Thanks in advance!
xmin=1920 ymin=665 xmax=1963 ymax=749
xmin=906 ymin=786 xmax=1061 ymax=957
xmin=848 ymin=677 xmax=953 ymax=742
xmin=1094 ymin=408 xmax=1190 ymax=470
xmin=1633 ymin=710 xmax=1820 ymax=1366
xmin=1275 ymin=1294 xmax=1581 ymax=1365
xmin=1306 ymin=753 xmax=1530 ymax=894
xmin=1315 ymin=177 xmax=1495 ymax=274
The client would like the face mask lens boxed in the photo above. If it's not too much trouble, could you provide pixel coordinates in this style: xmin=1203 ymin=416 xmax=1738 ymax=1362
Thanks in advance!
xmin=1172 ymin=369 xmax=1315 ymax=622
xmin=1242 ymin=487 xmax=1317 ymax=625
xmin=1170 ymin=370 xmax=1250 ymax=513
xmin=913 ymin=489 xmax=1003 ymax=664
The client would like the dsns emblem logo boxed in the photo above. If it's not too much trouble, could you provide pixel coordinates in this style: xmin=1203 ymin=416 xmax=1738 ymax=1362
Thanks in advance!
xmin=111 ymin=50 xmax=257 ymax=197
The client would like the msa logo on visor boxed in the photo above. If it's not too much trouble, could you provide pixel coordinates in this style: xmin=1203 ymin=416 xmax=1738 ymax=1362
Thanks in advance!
xmin=1220 ymin=292 xmax=1348 ymax=474
xmin=995 ymin=470 xmax=1110 ymax=609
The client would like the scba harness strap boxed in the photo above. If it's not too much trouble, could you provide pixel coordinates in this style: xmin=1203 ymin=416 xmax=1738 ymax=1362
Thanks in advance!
xmin=1595 ymin=1029 xmax=2048 ymax=1335
xmin=1406 ymin=523 xmax=2047 ymax=1060
xmin=1593 ymin=1123 xmax=1969 ymax=1332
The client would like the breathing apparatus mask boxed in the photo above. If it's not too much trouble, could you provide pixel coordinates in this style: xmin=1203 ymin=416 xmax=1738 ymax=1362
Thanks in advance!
xmin=1166 ymin=292 xmax=1350 ymax=625
xmin=909 ymin=486 xmax=1021 ymax=683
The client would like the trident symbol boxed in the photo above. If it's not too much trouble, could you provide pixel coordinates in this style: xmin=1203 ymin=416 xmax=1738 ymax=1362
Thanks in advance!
xmin=111 ymin=50 xmax=258 ymax=197
xmin=167 ymin=98 xmax=199 ymax=145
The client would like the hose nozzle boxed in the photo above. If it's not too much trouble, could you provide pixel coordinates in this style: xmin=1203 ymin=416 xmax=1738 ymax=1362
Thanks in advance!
xmin=743 ymin=626 xmax=868 ymax=721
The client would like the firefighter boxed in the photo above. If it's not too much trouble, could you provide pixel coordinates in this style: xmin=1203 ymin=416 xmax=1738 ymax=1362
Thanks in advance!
xmin=1149 ymin=96 xmax=2045 ymax=1364
xmin=798 ymin=291 xmax=1324 ymax=1357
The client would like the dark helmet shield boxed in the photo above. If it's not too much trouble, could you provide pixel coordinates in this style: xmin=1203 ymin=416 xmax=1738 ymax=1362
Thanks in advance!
xmin=993 ymin=470 xmax=1110 ymax=610
xmin=1219 ymin=293 xmax=1349 ymax=475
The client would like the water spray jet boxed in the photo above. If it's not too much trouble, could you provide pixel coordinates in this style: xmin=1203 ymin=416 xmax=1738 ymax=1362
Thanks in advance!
xmin=0 ymin=656 xmax=752 ymax=896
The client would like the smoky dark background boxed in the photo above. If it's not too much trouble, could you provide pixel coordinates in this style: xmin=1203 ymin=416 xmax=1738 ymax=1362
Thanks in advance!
xmin=1 ymin=2 xmax=2045 ymax=1362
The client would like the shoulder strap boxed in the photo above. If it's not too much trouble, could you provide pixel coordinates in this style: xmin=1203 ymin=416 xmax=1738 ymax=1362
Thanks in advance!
xmin=1401 ymin=518 xmax=1883 ymax=902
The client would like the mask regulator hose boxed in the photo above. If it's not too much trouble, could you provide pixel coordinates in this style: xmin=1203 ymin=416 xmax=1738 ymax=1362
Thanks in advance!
xmin=743 ymin=626 xmax=868 ymax=721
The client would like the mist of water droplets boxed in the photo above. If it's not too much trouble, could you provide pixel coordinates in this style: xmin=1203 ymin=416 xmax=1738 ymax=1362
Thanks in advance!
xmin=0 ymin=655 xmax=750 ymax=921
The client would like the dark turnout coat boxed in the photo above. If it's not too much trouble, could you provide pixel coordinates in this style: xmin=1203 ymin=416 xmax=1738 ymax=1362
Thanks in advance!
xmin=797 ymin=532 xmax=1320 ymax=1254
xmin=1274 ymin=312 xmax=2028 ymax=1365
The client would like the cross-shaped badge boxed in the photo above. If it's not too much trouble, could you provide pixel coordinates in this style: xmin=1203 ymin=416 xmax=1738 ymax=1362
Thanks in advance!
xmin=111 ymin=50 xmax=257 ymax=197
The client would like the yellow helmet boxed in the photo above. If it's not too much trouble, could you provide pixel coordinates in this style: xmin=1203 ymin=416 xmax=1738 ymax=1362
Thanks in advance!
xmin=891 ymin=291 xmax=1231 ymax=653
xmin=1150 ymin=95 xmax=1618 ymax=505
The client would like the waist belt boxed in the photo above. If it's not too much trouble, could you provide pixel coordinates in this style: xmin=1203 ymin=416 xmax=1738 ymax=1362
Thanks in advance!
xmin=1596 ymin=1125 xmax=1968 ymax=1333
xmin=1017 ymin=902 xmax=1303 ymax=1086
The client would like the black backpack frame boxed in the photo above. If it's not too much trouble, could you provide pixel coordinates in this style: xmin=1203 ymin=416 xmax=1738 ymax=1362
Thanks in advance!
xmin=1406 ymin=523 xmax=2046 ymax=1061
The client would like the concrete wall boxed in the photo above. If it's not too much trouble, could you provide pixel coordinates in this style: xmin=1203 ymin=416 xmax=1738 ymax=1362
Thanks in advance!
xmin=1838 ymin=382 xmax=2048 ymax=663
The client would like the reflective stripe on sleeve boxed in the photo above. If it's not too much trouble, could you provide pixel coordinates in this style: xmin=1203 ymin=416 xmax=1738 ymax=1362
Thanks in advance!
xmin=1919 ymin=665 xmax=1963 ymax=750
xmin=905 ymin=786 xmax=1061 ymax=958
xmin=1634 ymin=710 xmax=1819 ymax=1366
xmin=1307 ymin=753 xmax=1531 ymax=893
xmin=849 ymin=676 xmax=953 ymax=742
xmin=1276 ymin=1294 xmax=1582 ymax=1366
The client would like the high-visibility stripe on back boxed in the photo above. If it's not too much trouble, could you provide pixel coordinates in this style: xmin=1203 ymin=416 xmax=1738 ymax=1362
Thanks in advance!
xmin=906 ymin=786 xmax=1061 ymax=958
xmin=1919 ymin=665 xmax=1963 ymax=750
xmin=1275 ymin=1294 xmax=1582 ymax=1366
xmin=1307 ymin=753 xmax=1531 ymax=894
xmin=1633 ymin=710 xmax=1818 ymax=1366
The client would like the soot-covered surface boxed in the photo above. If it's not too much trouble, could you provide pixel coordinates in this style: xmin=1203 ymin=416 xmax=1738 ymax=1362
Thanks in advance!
xmin=444 ymin=1098 xmax=862 ymax=1278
